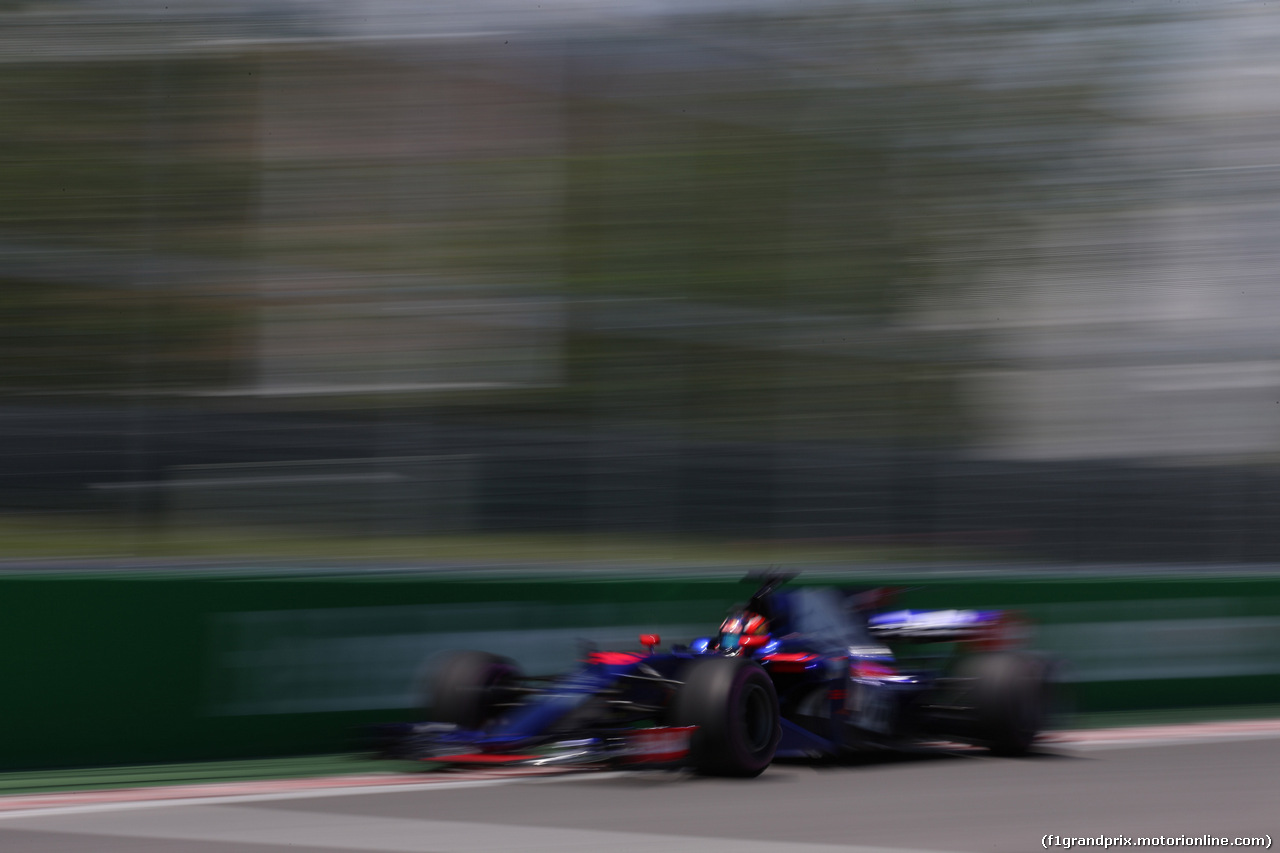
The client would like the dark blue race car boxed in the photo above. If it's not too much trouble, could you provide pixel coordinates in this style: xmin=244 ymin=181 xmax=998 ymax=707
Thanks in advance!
xmin=387 ymin=572 xmax=1053 ymax=777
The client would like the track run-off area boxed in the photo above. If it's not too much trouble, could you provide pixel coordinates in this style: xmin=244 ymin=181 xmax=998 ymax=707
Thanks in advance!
xmin=0 ymin=718 xmax=1276 ymax=853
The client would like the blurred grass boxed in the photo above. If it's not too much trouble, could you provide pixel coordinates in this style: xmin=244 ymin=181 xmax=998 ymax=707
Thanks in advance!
xmin=0 ymin=754 xmax=421 ymax=797
xmin=0 ymin=514 xmax=987 ymax=565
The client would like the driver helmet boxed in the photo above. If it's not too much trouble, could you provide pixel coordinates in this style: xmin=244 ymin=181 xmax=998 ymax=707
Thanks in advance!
xmin=718 ymin=611 xmax=770 ymax=655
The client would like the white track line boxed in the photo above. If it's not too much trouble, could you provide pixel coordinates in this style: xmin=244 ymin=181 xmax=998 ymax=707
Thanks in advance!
xmin=0 ymin=770 xmax=612 ymax=820
xmin=1050 ymin=718 xmax=1280 ymax=751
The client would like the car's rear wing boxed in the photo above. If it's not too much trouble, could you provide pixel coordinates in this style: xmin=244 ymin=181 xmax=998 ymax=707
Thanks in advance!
xmin=868 ymin=609 xmax=1026 ymax=647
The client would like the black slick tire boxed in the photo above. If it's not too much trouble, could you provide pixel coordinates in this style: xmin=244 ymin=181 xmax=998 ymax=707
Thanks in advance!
xmin=957 ymin=651 xmax=1049 ymax=756
xmin=429 ymin=650 xmax=520 ymax=730
xmin=670 ymin=656 xmax=781 ymax=777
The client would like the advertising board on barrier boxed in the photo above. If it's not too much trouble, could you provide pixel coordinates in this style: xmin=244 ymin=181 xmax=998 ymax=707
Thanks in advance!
xmin=205 ymin=593 xmax=1280 ymax=717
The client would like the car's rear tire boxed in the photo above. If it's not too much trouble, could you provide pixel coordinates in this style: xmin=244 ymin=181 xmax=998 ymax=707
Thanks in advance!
xmin=957 ymin=651 xmax=1049 ymax=756
xmin=429 ymin=650 xmax=521 ymax=730
xmin=670 ymin=656 xmax=780 ymax=777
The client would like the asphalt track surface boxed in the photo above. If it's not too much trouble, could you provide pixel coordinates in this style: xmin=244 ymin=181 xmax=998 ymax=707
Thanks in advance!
xmin=1 ymin=730 xmax=1276 ymax=853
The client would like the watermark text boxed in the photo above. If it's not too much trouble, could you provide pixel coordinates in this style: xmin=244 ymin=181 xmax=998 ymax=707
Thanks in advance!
xmin=1043 ymin=836 xmax=1272 ymax=850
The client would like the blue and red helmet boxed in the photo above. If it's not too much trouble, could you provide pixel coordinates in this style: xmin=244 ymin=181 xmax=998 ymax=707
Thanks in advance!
xmin=718 ymin=611 xmax=770 ymax=654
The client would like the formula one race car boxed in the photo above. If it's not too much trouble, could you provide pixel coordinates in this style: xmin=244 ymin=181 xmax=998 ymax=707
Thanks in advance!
xmin=383 ymin=572 xmax=1053 ymax=777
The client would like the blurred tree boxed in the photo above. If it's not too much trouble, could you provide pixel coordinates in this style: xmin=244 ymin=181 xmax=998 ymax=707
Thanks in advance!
xmin=0 ymin=58 xmax=253 ymax=392
xmin=0 ymin=2 xmax=1123 ymax=428
xmin=556 ymin=5 xmax=1114 ymax=443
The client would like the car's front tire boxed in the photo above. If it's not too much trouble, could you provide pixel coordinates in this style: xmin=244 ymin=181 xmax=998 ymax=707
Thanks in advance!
xmin=670 ymin=656 xmax=780 ymax=777
xmin=429 ymin=650 xmax=521 ymax=730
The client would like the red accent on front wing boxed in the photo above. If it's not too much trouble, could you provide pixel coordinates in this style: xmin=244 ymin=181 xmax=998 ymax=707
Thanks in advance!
xmin=622 ymin=727 xmax=695 ymax=765
xmin=587 ymin=651 xmax=648 ymax=665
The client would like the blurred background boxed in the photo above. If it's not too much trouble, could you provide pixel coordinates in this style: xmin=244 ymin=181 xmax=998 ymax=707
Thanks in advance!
xmin=5 ymin=0 xmax=1280 ymax=567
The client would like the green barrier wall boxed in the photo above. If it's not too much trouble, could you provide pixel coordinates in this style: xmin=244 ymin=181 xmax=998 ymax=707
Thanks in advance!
xmin=2 ymin=572 xmax=1278 ymax=771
